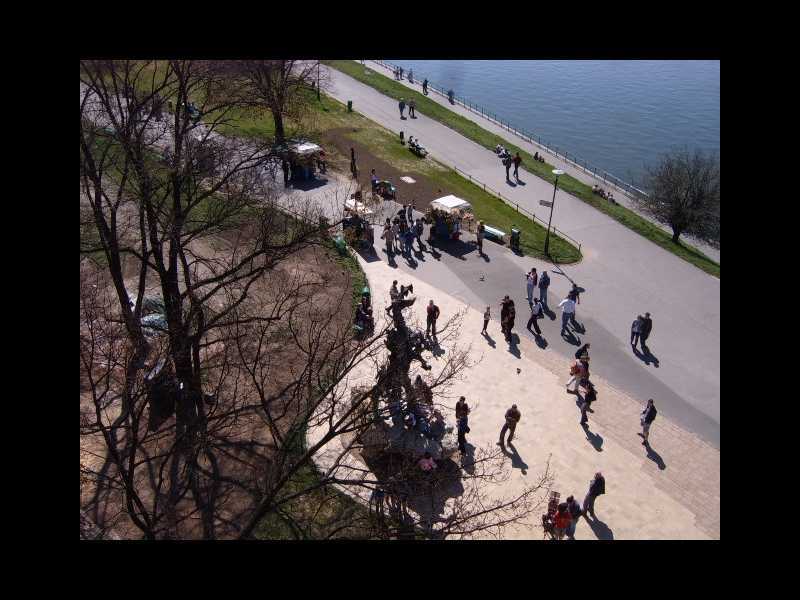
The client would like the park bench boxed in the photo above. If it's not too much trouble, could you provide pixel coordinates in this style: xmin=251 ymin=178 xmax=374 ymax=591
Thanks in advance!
xmin=482 ymin=225 xmax=506 ymax=242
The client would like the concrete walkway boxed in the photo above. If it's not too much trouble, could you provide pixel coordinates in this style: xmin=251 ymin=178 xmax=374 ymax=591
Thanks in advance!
xmin=324 ymin=65 xmax=720 ymax=449
xmin=308 ymin=255 xmax=720 ymax=539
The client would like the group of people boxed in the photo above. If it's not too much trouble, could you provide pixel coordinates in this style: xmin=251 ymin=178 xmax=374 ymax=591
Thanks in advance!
xmin=592 ymin=184 xmax=617 ymax=204
xmin=630 ymin=312 xmax=653 ymax=351
xmin=547 ymin=473 xmax=606 ymax=539
xmin=407 ymin=135 xmax=427 ymax=157
xmin=532 ymin=151 xmax=546 ymax=163
xmin=381 ymin=204 xmax=426 ymax=258
xmin=495 ymin=146 xmax=523 ymax=182
xmin=399 ymin=98 xmax=417 ymax=119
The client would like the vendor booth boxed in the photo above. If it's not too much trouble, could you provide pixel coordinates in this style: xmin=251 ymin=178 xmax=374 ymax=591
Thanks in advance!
xmin=274 ymin=139 xmax=325 ymax=182
xmin=426 ymin=195 xmax=473 ymax=241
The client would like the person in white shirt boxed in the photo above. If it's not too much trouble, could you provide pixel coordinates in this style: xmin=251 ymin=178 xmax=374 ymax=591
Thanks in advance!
xmin=558 ymin=297 xmax=576 ymax=335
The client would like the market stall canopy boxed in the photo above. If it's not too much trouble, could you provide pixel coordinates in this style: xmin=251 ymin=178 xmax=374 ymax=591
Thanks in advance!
xmin=272 ymin=139 xmax=323 ymax=158
xmin=431 ymin=195 xmax=471 ymax=212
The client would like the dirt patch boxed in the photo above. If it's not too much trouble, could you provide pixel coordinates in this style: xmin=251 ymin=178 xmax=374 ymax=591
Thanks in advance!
xmin=321 ymin=127 xmax=455 ymax=213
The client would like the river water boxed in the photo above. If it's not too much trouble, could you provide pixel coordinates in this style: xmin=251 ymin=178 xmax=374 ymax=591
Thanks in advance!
xmin=386 ymin=60 xmax=720 ymax=187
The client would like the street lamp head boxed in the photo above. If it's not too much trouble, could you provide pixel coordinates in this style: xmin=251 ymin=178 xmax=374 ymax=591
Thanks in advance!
xmin=552 ymin=169 xmax=565 ymax=176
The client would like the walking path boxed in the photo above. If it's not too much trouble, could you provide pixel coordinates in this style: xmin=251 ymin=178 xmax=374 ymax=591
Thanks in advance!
xmin=307 ymin=254 xmax=720 ymax=539
xmin=324 ymin=65 xmax=720 ymax=448
xmin=358 ymin=60 xmax=720 ymax=264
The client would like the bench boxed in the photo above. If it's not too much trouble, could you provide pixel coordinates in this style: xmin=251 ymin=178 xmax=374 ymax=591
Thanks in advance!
xmin=482 ymin=225 xmax=506 ymax=241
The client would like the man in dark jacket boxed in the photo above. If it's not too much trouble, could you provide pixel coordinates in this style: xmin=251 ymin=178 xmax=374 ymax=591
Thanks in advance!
xmin=504 ymin=156 xmax=512 ymax=181
xmin=640 ymin=398 xmax=657 ymax=445
xmin=639 ymin=312 xmax=653 ymax=349
xmin=527 ymin=297 xmax=543 ymax=336
xmin=583 ymin=472 xmax=605 ymax=519
xmin=538 ymin=271 xmax=551 ymax=308
xmin=566 ymin=495 xmax=583 ymax=539
xmin=426 ymin=300 xmax=440 ymax=337
xmin=580 ymin=382 xmax=597 ymax=426
xmin=631 ymin=315 xmax=643 ymax=348
xmin=399 ymin=98 xmax=406 ymax=119
xmin=498 ymin=404 xmax=521 ymax=446
xmin=513 ymin=152 xmax=522 ymax=180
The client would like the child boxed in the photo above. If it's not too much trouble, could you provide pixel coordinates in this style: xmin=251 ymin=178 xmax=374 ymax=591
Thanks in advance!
xmin=482 ymin=306 xmax=490 ymax=333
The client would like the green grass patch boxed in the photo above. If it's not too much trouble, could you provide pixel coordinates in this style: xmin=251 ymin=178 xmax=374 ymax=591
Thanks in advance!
xmin=325 ymin=60 xmax=719 ymax=278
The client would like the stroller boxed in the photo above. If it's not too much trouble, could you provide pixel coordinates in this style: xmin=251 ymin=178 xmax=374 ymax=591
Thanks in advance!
xmin=541 ymin=491 xmax=561 ymax=540
xmin=408 ymin=137 xmax=429 ymax=158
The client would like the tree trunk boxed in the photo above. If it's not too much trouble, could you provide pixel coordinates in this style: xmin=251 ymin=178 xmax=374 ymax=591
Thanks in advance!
xmin=671 ymin=229 xmax=681 ymax=244
xmin=273 ymin=110 xmax=285 ymax=145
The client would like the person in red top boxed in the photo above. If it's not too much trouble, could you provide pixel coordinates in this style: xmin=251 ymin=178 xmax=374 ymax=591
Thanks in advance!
xmin=553 ymin=502 xmax=571 ymax=540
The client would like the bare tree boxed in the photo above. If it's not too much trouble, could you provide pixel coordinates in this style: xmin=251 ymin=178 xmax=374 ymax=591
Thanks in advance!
xmin=80 ymin=60 xmax=551 ymax=540
xmin=234 ymin=60 xmax=325 ymax=145
xmin=636 ymin=147 xmax=720 ymax=247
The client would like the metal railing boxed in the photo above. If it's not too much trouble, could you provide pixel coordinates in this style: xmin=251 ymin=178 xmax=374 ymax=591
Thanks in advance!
xmin=368 ymin=59 xmax=648 ymax=201
xmin=452 ymin=165 xmax=582 ymax=255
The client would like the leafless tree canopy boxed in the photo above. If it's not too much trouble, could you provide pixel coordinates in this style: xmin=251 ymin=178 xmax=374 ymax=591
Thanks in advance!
xmin=80 ymin=60 xmax=550 ymax=540
xmin=637 ymin=147 xmax=720 ymax=246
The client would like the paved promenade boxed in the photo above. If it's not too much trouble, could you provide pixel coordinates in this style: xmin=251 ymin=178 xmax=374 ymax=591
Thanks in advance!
xmin=308 ymin=255 xmax=720 ymax=539
xmin=324 ymin=65 xmax=720 ymax=448
xmin=359 ymin=60 xmax=720 ymax=264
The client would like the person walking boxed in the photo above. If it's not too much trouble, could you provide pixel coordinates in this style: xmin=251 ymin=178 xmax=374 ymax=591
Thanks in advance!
xmin=502 ymin=299 xmax=516 ymax=341
xmin=281 ymin=159 xmax=290 ymax=187
xmin=558 ymin=295 xmax=577 ymax=335
xmin=566 ymin=495 xmax=583 ymax=539
xmin=409 ymin=99 xmax=416 ymax=118
xmin=476 ymin=221 xmax=485 ymax=255
xmin=482 ymin=305 xmax=491 ymax=334
xmin=567 ymin=355 xmax=589 ymax=395
xmin=538 ymin=271 xmax=550 ymax=307
xmin=457 ymin=413 xmax=469 ymax=456
xmin=381 ymin=218 xmax=394 ymax=254
xmin=399 ymin=98 xmax=406 ymax=119
xmin=640 ymin=312 xmax=653 ymax=350
xmin=398 ymin=67 xmax=404 ymax=80
xmin=413 ymin=217 xmax=425 ymax=251
xmin=583 ymin=472 xmax=605 ymax=519
xmin=579 ymin=382 xmax=597 ymax=425
xmin=498 ymin=404 xmax=521 ymax=446
xmin=553 ymin=503 xmax=571 ymax=540
xmin=406 ymin=203 xmax=414 ymax=225
xmin=391 ymin=219 xmax=401 ymax=251
xmin=422 ymin=78 xmax=428 ymax=95
xmin=503 ymin=155 xmax=512 ymax=181
xmin=455 ymin=396 xmax=471 ymax=429
xmin=513 ymin=152 xmax=522 ymax=180
xmin=426 ymin=300 xmax=440 ymax=337
xmin=631 ymin=315 xmax=643 ymax=348
xmin=389 ymin=280 xmax=400 ymax=302
xmin=527 ymin=297 xmax=543 ymax=336
xmin=526 ymin=268 xmax=538 ymax=305
xmin=500 ymin=295 xmax=511 ymax=338
xmin=403 ymin=227 xmax=414 ymax=257
xmin=640 ymin=398 xmax=657 ymax=445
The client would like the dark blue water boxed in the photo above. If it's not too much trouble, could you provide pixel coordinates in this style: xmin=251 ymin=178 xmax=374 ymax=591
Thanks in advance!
xmin=386 ymin=60 xmax=720 ymax=186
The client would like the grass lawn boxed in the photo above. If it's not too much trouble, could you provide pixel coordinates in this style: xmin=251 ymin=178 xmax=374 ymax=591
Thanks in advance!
xmin=324 ymin=60 xmax=719 ymax=278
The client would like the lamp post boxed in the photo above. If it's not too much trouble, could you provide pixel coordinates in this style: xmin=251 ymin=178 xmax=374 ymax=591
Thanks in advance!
xmin=543 ymin=169 xmax=564 ymax=257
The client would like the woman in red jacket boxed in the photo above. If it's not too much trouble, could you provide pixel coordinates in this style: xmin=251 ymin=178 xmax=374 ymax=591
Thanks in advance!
xmin=553 ymin=503 xmax=572 ymax=540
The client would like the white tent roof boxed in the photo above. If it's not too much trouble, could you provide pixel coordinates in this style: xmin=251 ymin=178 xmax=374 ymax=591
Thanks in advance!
xmin=292 ymin=142 xmax=322 ymax=155
xmin=431 ymin=195 xmax=471 ymax=210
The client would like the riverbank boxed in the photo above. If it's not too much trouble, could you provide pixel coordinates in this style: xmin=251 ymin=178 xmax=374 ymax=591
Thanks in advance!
xmin=325 ymin=60 xmax=719 ymax=278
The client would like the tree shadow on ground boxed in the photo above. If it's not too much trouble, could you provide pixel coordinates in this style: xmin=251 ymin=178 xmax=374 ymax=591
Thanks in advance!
xmin=356 ymin=244 xmax=382 ymax=263
xmin=644 ymin=443 xmax=667 ymax=470
xmin=585 ymin=515 xmax=614 ymax=540
xmin=459 ymin=442 xmax=476 ymax=475
xmin=289 ymin=176 xmax=329 ymax=191
xmin=481 ymin=331 xmax=497 ymax=349
xmin=429 ymin=337 xmax=446 ymax=358
xmin=633 ymin=344 xmax=660 ymax=368
xmin=580 ymin=423 xmax=604 ymax=452
xmin=503 ymin=442 xmax=528 ymax=475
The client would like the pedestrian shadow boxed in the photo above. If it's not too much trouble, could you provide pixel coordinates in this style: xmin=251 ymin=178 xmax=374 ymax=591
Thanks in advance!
xmin=581 ymin=423 xmax=604 ymax=452
xmin=505 ymin=179 xmax=517 ymax=187
xmin=542 ymin=305 xmax=556 ymax=320
xmin=633 ymin=345 xmax=660 ymax=368
xmin=460 ymin=442 xmax=476 ymax=475
xmin=477 ymin=248 xmax=491 ymax=262
xmin=481 ymin=331 xmax=497 ymax=348
xmin=533 ymin=333 xmax=548 ymax=349
xmin=586 ymin=516 xmax=614 ymax=540
xmin=562 ymin=329 xmax=581 ymax=345
xmin=507 ymin=333 xmax=521 ymax=358
xmin=503 ymin=442 xmax=528 ymax=475
xmin=413 ymin=248 xmax=427 ymax=261
xmin=386 ymin=252 xmax=399 ymax=268
xmin=571 ymin=320 xmax=586 ymax=335
xmin=403 ymin=253 xmax=418 ymax=269
xmin=429 ymin=337 xmax=446 ymax=358
xmin=427 ymin=244 xmax=442 ymax=261
xmin=515 ymin=178 xmax=526 ymax=186
xmin=644 ymin=443 xmax=667 ymax=470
